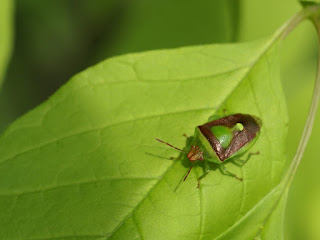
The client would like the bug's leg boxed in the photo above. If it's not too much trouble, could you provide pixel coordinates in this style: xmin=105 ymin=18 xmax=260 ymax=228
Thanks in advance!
xmin=174 ymin=164 xmax=194 ymax=192
xmin=237 ymin=151 xmax=260 ymax=165
xmin=182 ymin=133 xmax=188 ymax=138
xmin=220 ymin=164 xmax=243 ymax=181
xmin=197 ymin=161 xmax=210 ymax=188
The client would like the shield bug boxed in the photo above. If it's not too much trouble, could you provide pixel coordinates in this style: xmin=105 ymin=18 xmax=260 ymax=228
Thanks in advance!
xmin=156 ymin=113 xmax=261 ymax=187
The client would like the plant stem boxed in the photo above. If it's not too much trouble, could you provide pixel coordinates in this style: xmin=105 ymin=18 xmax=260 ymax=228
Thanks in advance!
xmin=286 ymin=16 xmax=320 ymax=186
xmin=281 ymin=4 xmax=320 ymax=190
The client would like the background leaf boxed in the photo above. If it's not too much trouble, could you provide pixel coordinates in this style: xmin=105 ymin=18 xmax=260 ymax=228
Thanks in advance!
xmin=0 ymin=33 xmax=288 ymax=238
xmin=0 ymin=0 xmax=13 ymax=87
xmin=300 ymin=0 xmax=320 ymax=7
xmin=92 ymin=0 xmax=239 ymax=61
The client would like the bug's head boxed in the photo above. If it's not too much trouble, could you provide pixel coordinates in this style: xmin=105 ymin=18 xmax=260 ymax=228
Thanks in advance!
xmin=187 ymin=145 xmax=204 ymax=162
xmin=155 ymin=138 xmax=202 ymax=183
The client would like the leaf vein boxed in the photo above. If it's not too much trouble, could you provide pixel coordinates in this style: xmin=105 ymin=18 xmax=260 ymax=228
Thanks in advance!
xmin=213 ymin=183 xmax=282 ymax=240
xmin=0 ymin=177 xmax=159 ymax=197
xmin=0 ymin=108 xmax=214 ymax=166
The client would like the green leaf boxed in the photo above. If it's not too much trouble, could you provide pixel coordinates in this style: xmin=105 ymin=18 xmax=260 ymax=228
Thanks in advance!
xmin=0 ymin=0 xmax=13 ymax=87
xmin=0 ymin=35 xmax=288 ymax=238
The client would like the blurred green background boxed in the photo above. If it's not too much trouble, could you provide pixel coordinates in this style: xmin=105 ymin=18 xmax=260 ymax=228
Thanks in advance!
xmin=0 ymin=0 xmax=318 ymax=239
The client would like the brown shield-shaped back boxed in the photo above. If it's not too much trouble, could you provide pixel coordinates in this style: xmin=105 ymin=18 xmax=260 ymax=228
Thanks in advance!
xmin=198 ymin=114 xmax=261 ymax=161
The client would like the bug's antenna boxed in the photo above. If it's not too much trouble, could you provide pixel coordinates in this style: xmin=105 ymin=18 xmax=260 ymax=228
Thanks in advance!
xmin=183 ymin=165 xmax=194 ymax=181
xmin=155 ymin=138 xmax=185 ymax=152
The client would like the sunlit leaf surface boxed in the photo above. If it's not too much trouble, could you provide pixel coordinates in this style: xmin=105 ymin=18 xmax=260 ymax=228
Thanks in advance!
xmin=0 ymin=37 xmax=288 ymax=239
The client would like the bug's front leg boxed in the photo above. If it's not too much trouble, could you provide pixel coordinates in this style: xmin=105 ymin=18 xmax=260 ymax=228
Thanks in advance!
xmin=197 ymin=161 xmax=210 ymax=188
xmin=220 ymin=164 xmax=243 ymax=181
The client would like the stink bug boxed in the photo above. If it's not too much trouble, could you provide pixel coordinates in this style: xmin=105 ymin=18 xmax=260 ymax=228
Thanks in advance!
xmin=156 ymin=113 xmax=261 ymax=187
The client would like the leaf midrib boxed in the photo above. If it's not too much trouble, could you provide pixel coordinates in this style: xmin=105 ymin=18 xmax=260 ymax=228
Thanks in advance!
xmin=106 ymin=159 xmax=180 ymax=239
